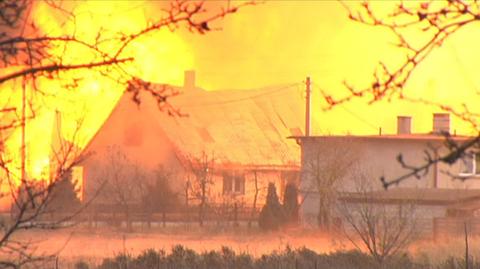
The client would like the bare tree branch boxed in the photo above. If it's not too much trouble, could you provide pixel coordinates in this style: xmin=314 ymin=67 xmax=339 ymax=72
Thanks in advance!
xmin=323 ymin=1 xmax=480 ymax=187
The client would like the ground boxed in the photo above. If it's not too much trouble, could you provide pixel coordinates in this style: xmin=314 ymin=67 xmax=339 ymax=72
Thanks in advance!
xmin=17 ymin=226 xmax=337 ymax=264
xmin=12 ymin=225 xmax=479 ymax=268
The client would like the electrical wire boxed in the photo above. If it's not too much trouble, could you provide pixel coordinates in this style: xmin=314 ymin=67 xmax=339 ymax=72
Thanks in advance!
xmin=311 ymin=82 xmax=378 ymax=131
xmin=180 ymin=82 xmax=302 ymax=108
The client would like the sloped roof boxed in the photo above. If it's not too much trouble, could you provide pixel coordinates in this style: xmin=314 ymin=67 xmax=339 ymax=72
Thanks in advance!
xmin=92 ymin=82 xmax=304 ymax=169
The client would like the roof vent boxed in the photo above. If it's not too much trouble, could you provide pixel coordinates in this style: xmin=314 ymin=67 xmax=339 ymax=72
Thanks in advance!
xmin=397 ymin=116 xmax=411 ymax=135
xmin=433 ymin=113 xmax=450 ymax=134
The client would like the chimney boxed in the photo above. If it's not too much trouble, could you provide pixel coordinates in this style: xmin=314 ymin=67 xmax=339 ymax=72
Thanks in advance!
xmin=397 ymin=116 xmax=412 ymax=135
xmin=184 ymin=70 xmax=195 ymax=90
xmin=432 ymin=113 xmax=450 ymax=134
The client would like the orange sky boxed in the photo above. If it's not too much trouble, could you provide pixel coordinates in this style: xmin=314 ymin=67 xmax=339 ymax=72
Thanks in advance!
xmin=182 ymin=1 xmax=480 ymax=136
xmin=3 ymin=0 xmax=480 ymax=179
xmin=41 ymin=0 xmax=479 ymax=137
xmin=43 ymin=1 xmax=480 ymax=134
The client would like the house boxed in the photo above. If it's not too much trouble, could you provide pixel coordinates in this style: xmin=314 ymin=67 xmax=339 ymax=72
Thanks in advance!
xmin=292 ymin=113 xmax=480 ymax=236
xmin=79 ymin=71 xmax=304 ymax=211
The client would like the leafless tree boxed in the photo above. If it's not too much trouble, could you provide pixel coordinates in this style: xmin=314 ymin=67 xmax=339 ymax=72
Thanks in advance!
xmin=0 ymin=0 xmax=253 ymax=266
xmin=0 ymin=0 xmax=255 ymax=133
xmin=96 ymin=146 xmax=147 ymax=232
xmin=303 ymin=139 xmax=358 ymax=229
xmin=185 ymin=151 xmax=215 ymax=227
xmin=248 ymin=170 xmax=260 ymax=228
xmin=338 ymin=175 xmax=418 ymax=267
xmin=0 ymin=121 xmax=88 ymax=268
xmin=142 ymin=165 xmax=180 ymax=228
xmin=320 ymin=1 xmax=480 ymax=188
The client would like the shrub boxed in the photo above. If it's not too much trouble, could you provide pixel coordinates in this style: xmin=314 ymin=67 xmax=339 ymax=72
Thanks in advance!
xmin=94 ymin=245 xmax=437 ymax=269
xmin=258 ymin=183 xmax=286 ymax=231
xmin=235 ymin=252 xmax=254 ymax=269
xmin=167 ymin=245 xmax=199 ymax=269
xmin=74 ymin=261 xmax=90 ymax=269
xmin=142 ymin=167 xmax=179 ymax=214
xmin=282 ymin=182 xmax=299 ymax=225
xmin=48 ymin=169 xmax=81 ymax=212
xmin=133 ymin=249 xmax=165 ymax=268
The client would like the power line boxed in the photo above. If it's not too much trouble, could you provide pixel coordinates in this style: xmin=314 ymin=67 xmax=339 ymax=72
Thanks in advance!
xmin=180 ymin=82 xmax=302 ymax=108
xmin=311 ymin=82 xmax=378 ymax=131
xmin=448 ymin=43 xmax=478 ymax=94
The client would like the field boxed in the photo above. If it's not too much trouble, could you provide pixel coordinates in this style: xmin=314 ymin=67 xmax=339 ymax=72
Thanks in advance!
xmin=22 ymin=226 xmax=336 ymax=260
xmin=11 ymin=225 xmax=480 ymax=269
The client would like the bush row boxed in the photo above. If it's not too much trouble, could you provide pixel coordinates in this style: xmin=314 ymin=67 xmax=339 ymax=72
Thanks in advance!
xmin=72 ymin=245 xmax=479 ymax=269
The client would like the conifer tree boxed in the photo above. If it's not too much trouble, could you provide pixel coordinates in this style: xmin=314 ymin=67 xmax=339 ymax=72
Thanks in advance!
xmin=283 ymin=182 xmax=299 ymax=225
xmin=258 ymin=183 xmax=286 ymax=230
xmin=49 ymin=170 xmax=81 ymax=212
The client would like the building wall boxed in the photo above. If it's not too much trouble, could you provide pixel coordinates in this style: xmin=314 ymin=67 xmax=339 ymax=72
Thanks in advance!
xmin=81 ymin=93 xmax=185 ymax=202
xmin=80 ymin=90 xmax=301 ymax=209
xmin=299 ymin=136 xmax=475 ymax=226
xmin=80 ymin=93 xmax=299 ymax=207
xmin=339 ymin=203 xmax=446 ymax=239
xmin=190 ymin=169 xmax=297 ymax=209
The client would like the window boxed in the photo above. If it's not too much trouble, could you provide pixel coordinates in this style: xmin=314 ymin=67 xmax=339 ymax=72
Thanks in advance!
xmin=222 ymin=171 xmax=245 ymax=194
xmin=460 ymin=152 xmax=480 ymax=177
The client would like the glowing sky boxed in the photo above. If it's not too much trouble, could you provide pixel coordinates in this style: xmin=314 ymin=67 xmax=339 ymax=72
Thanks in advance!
xmin=39 ymin=0 xmax=480 ymax=137
xmin=181 ymin=1 xmax=480 ymax=136
xmin=3 ymin=0 xmax=480 ymax=179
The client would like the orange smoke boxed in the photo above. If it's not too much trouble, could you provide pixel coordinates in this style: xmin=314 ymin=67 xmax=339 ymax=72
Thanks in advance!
xmin=2 ymin=1 xmax=194 ymax=181
xmin=3 ymin=1 xmax=480 ymax=183
xmin=180 ymin=1 xmax=480 ymax=136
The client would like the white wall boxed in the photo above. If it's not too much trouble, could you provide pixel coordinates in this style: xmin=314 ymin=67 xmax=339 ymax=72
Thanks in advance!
xmin=299 ymin=136 xmax=475 ymax=227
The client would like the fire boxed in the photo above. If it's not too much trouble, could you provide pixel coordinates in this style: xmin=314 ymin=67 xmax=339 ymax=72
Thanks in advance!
xmin=1 ymin=1 xmax=194 ymax=183
xmin=3 ymin=1 xmax=480 ymax=186
xmin=181 ymin=2 xmax=480 ymax=136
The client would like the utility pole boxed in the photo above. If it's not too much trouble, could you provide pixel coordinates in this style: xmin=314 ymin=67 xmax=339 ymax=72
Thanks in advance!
xmin=305 ymin=76 xmax=311 ymax=137
xmin=465 ymin=221 xmax=469 ymax=269
xmin=21 ymin=81 xmax=26 ymax=185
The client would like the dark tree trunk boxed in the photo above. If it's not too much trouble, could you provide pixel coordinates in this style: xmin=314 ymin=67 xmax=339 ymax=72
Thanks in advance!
xmin=249 ymin=171 xmax=259 ymax=228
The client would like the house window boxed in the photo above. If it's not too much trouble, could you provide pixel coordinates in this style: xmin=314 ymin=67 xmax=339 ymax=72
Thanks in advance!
xmin=223 ymin=171 xmax=245 ymax=194
xmin=460 ymin=153 xmax=480 ymax=177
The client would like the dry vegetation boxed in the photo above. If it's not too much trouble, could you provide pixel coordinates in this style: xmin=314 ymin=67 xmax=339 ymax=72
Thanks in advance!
xmin=21 ymin=228 xmax=480 ymax=269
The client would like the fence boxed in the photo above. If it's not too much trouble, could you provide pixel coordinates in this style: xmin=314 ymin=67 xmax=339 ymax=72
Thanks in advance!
xmin=11 ymin=203 xmax=261 ymax=229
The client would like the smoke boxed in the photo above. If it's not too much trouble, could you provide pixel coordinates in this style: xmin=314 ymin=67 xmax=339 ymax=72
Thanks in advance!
xmin=176 ymin=1 xmax=480 ymax=135
xmin=1 ymin=0 xmax=196 ymax=180
xmin=3 ymin=1 xmax=480 ymax=182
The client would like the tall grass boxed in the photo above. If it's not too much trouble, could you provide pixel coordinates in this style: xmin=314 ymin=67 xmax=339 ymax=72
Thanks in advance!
xmin=83 ymin=245 xmax=428 ymax=269
xmin=64 ymin=243 xmax=480 ymax=269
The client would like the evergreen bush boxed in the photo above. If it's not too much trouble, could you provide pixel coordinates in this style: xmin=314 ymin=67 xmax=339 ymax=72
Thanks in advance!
xmin=258 ymin=183 xmax=286 ymax=231
xmin=282 ymin=182 xmax=299 ymax=225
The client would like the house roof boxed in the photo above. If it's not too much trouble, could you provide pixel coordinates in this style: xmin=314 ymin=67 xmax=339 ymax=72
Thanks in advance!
xmin=339 ymin=188 xmax=480 ymax=206
xmin=85 ymin=81 xmax=304 ymax=169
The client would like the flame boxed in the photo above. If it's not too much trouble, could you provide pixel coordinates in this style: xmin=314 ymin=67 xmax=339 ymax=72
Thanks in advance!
xmin=1 ymin=1 xmax=194 ymax=183
xmin=3 ymin=1 xmax=480 ymax=186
